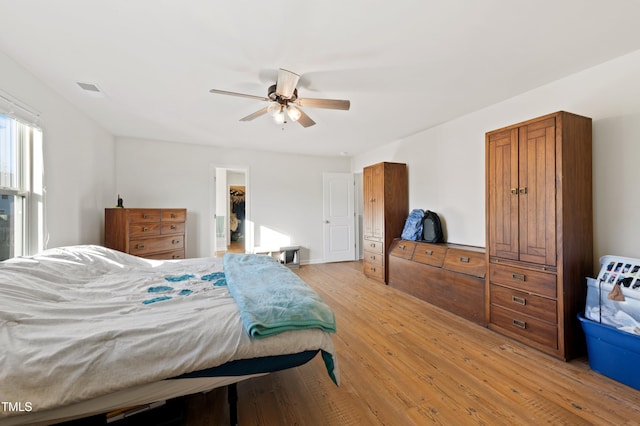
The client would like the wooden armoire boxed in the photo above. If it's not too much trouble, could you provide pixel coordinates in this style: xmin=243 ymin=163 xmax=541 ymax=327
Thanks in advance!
xmin=363 ymin=162 xmax=408 ymax=283
xmin=485 ymin=111 xmax=593 ymax=360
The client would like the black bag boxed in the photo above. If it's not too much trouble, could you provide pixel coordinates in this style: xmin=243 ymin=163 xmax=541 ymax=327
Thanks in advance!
xmin=421 ymin=210 xmax=444 ymax=243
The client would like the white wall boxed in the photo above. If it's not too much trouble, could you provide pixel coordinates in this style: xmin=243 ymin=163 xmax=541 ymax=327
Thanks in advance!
xmin=115 ymin=137 xmax=351 ymax=262
xmin=0 ymin=51 xmax=115 ymax=251
xmin=353 ymin=49 xmax=640 ymax=268
xmin=5 ymin=41 xmax=640 ymax=266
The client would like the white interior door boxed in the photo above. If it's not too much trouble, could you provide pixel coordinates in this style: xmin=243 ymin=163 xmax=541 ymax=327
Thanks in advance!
xmin=323 ymin=172 xmax=356 ymax=262
xmin=215 ymin=168 xmax=227 ymax=253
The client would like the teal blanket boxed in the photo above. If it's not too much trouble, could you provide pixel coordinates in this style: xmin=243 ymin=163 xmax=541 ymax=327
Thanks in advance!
xmin=223 ymin=253 xmax=337 ymax=338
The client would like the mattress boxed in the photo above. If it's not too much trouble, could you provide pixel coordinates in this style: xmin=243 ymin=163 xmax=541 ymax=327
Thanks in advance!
xmin=0 ymin=245 xmax=338 ymax=424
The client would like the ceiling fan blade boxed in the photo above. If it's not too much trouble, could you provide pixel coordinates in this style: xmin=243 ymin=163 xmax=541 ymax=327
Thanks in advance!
xmin=295 ymin=109 xmax=316 ymax=128
xmin=276 ymin=68 xmax=300 ymax=99
xmin=295 ymin=98 xmax=350 ymax=110
xmin=239 ymin=107 xmax=269 ymax=122
xmin=209 ymin=89 xmax=269 ymax=102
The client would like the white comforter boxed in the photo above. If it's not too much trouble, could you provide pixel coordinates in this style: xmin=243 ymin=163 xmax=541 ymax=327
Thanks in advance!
xmin=0 ymin=245 xmax=338 ymax=418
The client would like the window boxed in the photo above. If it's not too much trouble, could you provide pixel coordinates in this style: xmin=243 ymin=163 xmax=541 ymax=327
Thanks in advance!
xmin=0 ymin=113 xmax=43 ymax=260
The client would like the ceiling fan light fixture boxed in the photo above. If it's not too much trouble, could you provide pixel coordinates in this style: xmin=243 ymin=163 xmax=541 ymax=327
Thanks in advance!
xmin=274 ymin=108 xmax=286 ymax=124
xmin=287 ymin=105 xmax=301 ymax=122
xmin=209 ymin=67 xmax=350 ymax=128
xmin=267 ymin=102 xmax=281 ymax=116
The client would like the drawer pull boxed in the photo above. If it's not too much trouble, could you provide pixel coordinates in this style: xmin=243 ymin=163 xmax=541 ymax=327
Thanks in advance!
xmin=424 ymin=250 xmax=433 ymax=256
xmin=512 ymin=273 xmax=526 ymax=282
xmin=399 ymin=244 xmax=406 ymax=250
xmin=170 ymin=225 xmax=176 ymax=230
xmin=143 ymin=214 xmax=149 ymax=219
xmin=512 ymin=319 xmax=527 ymax=329
xmin=172 ymin=255 xmax=181 ymax=259
xmin=459 ymin=256 xmax=470 ymax=263
xmin=512 ymin=295 xmax=526 ymax=306
xmin=143 ymin=227 xmax=149 ymax=232
xmin=370 ymin=243 xmax=376 ymax=248
xmin=136 ymin=244 xmax=145 ymax=249
xmin=170 ymin=213 xmax=176 ymax=218
xmin=172 ymin=239 xmax=181 ymax=244
xmin=370 ymin=267 xmax=376 ymax=272
xmin=369 ymin=255 xmax=376 ymax=260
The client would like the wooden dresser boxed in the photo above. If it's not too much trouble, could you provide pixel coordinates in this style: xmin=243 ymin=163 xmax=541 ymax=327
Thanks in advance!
xmin=105 ymin=208 xmax=186 ymax=260
xmin=388 ymin=239 xmax=487 ymax=326
xmin=485 ymin=111 xmax=592 ymax=360
xmin=362 ymin=162 xmax=408 ymax=283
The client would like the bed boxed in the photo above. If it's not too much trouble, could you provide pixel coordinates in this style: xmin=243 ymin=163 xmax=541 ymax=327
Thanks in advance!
xmin=0 ymin=245 xmax=339 ymax=425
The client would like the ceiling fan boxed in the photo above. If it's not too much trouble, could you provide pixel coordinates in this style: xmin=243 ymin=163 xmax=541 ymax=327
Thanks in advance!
xmin=209 ymin=68 xmax=350 ymax=128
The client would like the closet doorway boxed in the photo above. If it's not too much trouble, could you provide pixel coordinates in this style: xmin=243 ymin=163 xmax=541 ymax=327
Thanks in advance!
xmin=211 ymin=166 xmax=251 ymax=257
xmin=228 ymin=185 xmax=245 ymax=253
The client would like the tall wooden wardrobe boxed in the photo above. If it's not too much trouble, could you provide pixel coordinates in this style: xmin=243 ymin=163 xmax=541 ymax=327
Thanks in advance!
xmin=363 ymin=162 xmax=408 ymax=283
xmin=485 ymin=111 xmax=592 ymax=360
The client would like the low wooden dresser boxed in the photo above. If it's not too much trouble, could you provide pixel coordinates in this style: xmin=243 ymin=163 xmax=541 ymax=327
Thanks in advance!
xmin=388 ymin=239 xmax=487 ymax=326
xmin=105 ymin=208 xmax=186 ymax=260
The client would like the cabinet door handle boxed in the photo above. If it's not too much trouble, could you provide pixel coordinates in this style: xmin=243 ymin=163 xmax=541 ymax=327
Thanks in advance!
xmin=512 ymin=319 xmax=527 ymax=329
xmin=519 ymin=187 xmax=528 ymax=194
xmin=424 ymin=250 xmax=433 ymax=256
xmin=512 ymin=273 xmax=526 ymax=282
xmin=512 ymin=295 xmax=526 ymax=306
xmin=511 ymin=188 xmax=518 ymax=194
xmin=459 ymin=256 xmax=470 ymax=263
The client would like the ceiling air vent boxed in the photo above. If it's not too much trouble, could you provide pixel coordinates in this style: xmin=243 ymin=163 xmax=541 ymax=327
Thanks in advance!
xmin=76 ymin=82 xmax=104 ymax=97
xmin=77 ymin=82 xmax=100 ymax=92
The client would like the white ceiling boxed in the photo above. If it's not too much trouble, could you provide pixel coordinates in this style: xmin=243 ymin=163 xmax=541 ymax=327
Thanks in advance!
xmin=1 ymin=1 xmax=640 ymax=157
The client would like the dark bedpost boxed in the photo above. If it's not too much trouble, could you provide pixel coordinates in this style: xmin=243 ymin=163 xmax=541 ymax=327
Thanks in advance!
xmin=228 ymin=383 xmax=238 ymax=426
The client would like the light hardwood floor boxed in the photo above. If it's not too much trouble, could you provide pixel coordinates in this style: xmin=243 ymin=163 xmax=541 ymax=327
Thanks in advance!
xmin=184 ymin=261 xmax=640 ymax=425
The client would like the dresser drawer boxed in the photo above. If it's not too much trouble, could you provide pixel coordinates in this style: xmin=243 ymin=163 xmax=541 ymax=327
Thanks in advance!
xmin=129 ymin=235 xmax=184 ymax=256
xmin=411 ymin=242 xmax=447 ymax=267
xmin=128 ymin=209 xmax=161 ymax=223
xmin=490 ymin=284 xmax=557 ymax=324
xmin=363 ymin=251 xmax=383 ymax=265
xmin=129 ymin=223 xmax=161 ymax=238
xmin=389 ymin=240 xmax=416 ymax=259
xmin=490 ymin=263 xmax=556 ymax=298
xmin=363 ymin=239 xmax=384 ymax=254
xmin=162 ymin=209 xmax=186 ymax=222
xmin=145 ymin=249 xmax=185 ymax=260
xmin=490 ymin=305 xmax=558 ymax=349
xmin=443 ymin=248 xmax=486 ymax=278
xmin=161 ymin=222 xmax=185 ymax=235
xmin=364 ymin=261 xmax=384 ymax=281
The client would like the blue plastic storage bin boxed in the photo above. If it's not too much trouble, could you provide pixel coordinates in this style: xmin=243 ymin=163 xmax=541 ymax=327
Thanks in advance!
xmin=578 ymin=314 xmax=640 ymax=390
